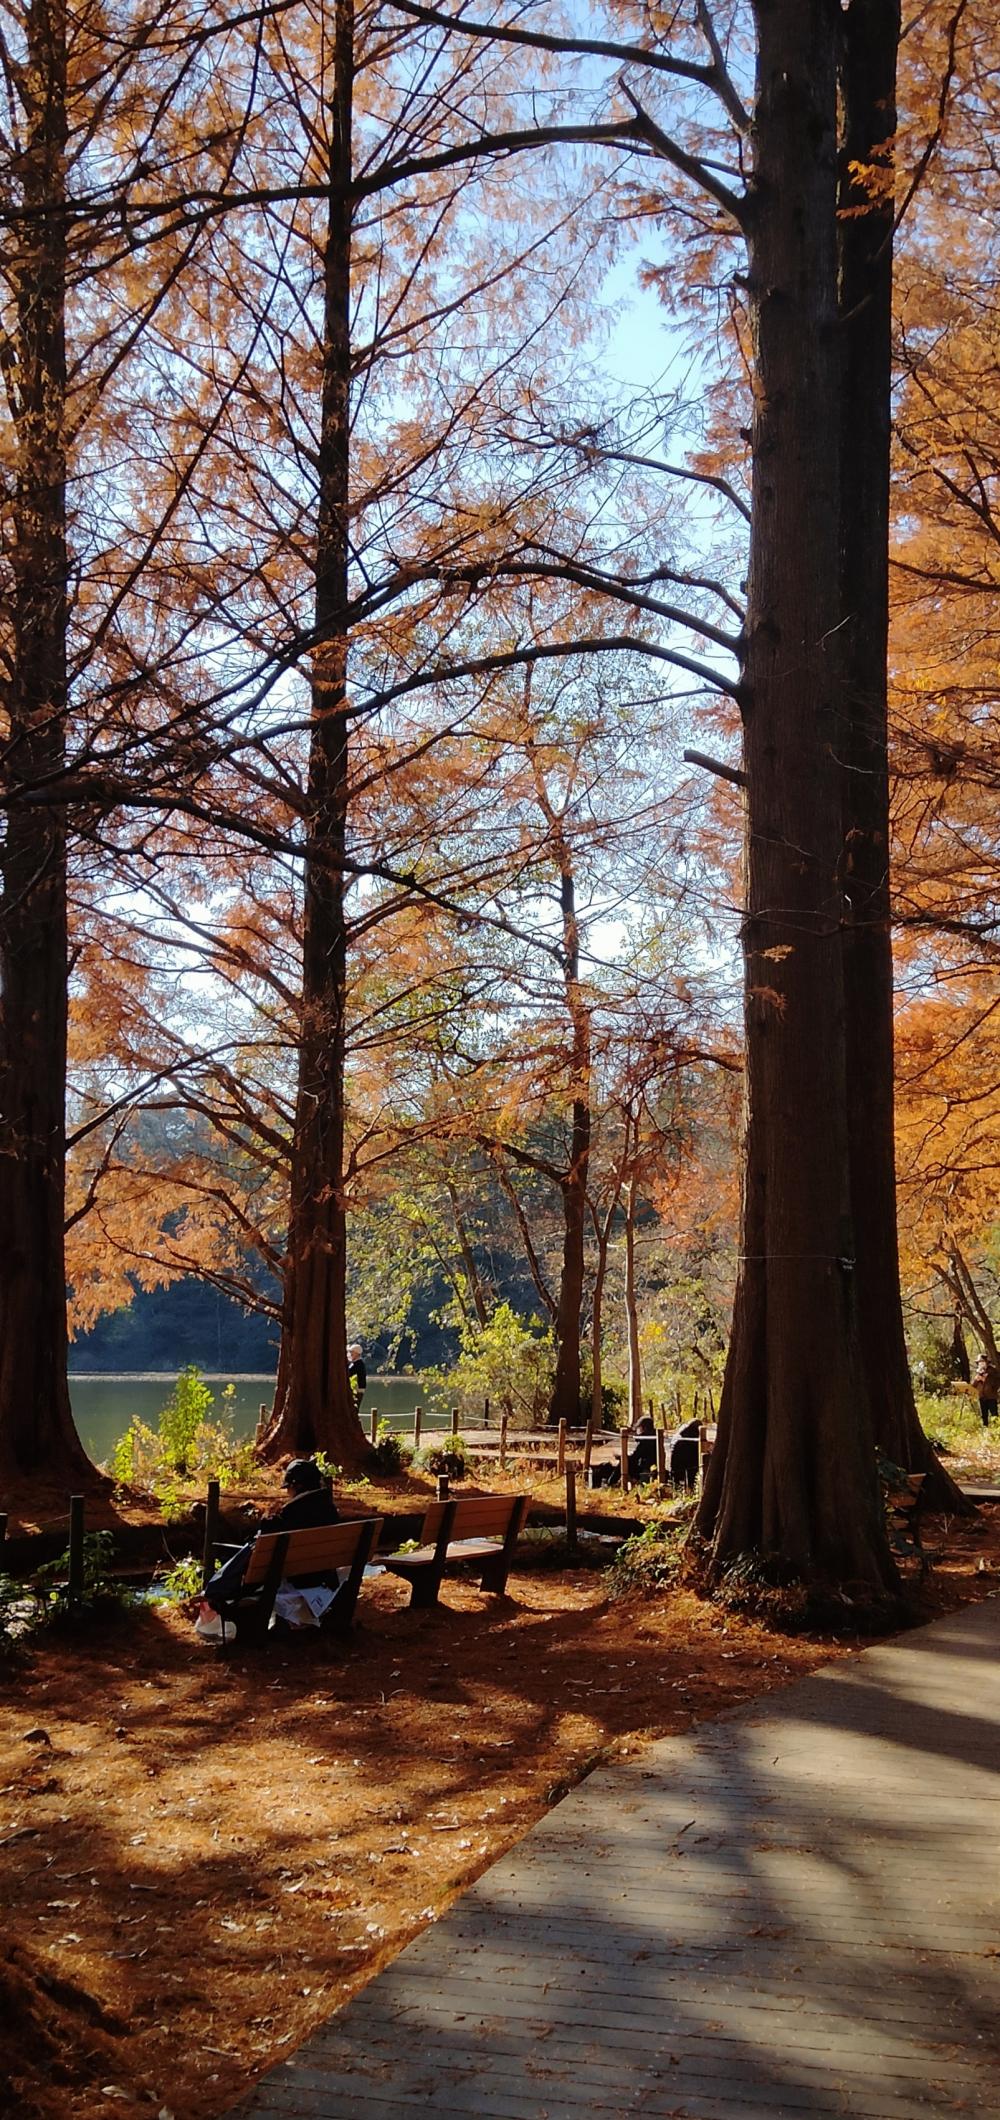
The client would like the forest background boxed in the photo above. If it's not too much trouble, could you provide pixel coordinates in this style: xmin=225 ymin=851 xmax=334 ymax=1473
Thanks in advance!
xmin=3 ymin=0 xmax=1000 ymax=1553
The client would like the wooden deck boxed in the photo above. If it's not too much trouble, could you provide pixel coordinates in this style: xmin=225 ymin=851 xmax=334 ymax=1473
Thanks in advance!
xmin=231 ymin=1598 xmax=1000 ymax=2117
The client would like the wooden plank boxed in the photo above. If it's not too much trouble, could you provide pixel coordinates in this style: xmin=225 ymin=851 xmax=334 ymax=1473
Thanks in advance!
xmin=232 ymin=1600 xmax=1000 ymax=2120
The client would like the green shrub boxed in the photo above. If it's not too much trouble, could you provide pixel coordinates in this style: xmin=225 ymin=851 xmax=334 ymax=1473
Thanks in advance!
xmin=160 ymin=1366 xmax=215 ymax=1470
xmin=35 ymin=1530 xmax=134 ymax=1612
xmin=106 ymin=1367 xmax=264 ymax=1508
xmin=425 ymin=1304 xmax=554 ymax=1427
xmin=414 ymin=1436 xmax=468 ymax=1479
xmin=151 ymin=1555 xmax=204 ymax=1602
xmin=607 ymin=1516 xmax=690 ymax=1598
xmin=374 ymin=1422 xmax=411 ymax=1475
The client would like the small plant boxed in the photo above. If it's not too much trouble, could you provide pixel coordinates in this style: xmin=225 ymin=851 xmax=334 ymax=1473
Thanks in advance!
xmin=607 ymin=1517 xmax=689 ymax=1598
xmin=313 ymin=1451 xmax=343 ymax=1483
xmin=160 ymin=1366 xmax=215 ymax=1471
xmin=152 ymin=1555 xmax=204 ymax=1603
xmin=35 ymin=1530 xmax=134 ymax=1613
xmin=152 ymin=1476 xmax=191 ymax=1525
xmin=414 ymin=1435 xmax=467 ymax=1479
xmin=374 ymin=1421 xmax=411 ymax=1475
xmin=107 ymin=1417 xmax=160 ymax=1489
xmin=106 ymin=1367 xmax=266 ymax=1510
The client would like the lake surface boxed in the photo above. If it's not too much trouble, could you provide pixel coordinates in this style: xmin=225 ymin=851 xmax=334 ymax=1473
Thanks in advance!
xmin=69 ymin=1373 xmax=440 ymax=1467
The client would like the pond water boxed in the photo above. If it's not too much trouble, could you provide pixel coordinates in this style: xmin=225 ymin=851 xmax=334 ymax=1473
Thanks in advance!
xmin=69 ymin=1372 xmax=439 ymax=1467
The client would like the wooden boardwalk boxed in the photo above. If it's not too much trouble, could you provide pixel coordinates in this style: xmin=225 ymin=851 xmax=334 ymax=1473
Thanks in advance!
xmin=233 ymin=1599 xmax=1000 ymax=2119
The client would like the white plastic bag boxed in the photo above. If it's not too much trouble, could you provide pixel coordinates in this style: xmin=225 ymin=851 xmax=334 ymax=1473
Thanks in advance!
xmin=193 ymin=1601 xmax=236 ymax=1643
xmin=270 ymin=1580 xmax=338 ymax=1629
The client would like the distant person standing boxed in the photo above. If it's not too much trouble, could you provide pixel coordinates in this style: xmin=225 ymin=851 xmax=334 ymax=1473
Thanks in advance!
xmin=972 ymin=1351 xmax=999 ymax=1427
xmin=348 ymin=1342 xmax=367 ymax=1412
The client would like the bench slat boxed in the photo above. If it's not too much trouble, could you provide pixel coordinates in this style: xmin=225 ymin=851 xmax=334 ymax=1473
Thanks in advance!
xmin=242 ymin=1517 xmax=380 ymax=1588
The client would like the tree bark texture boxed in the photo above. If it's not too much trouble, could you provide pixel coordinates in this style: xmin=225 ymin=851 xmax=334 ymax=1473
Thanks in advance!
xmin=696 ymin=0 xmax=897 ymax=1592
xmin=624 ymin=1161 xmax=642 ymax=1427
xmin=549 ymin=859 xmax=591 ymax=1426
xmin=265 ymin=0 xmax=369 ymax=1469
xmin=837 ymin=0 xmax=963 ymax=1508
xmin=0 ymin=0 xmax=93 ymax=1484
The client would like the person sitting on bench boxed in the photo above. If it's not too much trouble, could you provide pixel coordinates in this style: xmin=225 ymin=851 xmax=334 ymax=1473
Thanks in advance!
xmin=590 ymin=1414 xmax=658 ymax=1488
xmin=202 ymin=1458 xmax=339 ymax=1610
xmin=667 ymin=1418 xmax=700 ymax=1487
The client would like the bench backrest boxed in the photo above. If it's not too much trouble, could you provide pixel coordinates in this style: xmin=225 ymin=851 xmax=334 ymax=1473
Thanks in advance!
xmin=420 ymin=1494 xmax=525 ymax=1543
xmin=242 ymin=1516 xmax=382 ymax=1588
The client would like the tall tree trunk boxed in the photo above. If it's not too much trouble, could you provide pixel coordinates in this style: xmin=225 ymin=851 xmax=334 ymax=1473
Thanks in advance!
xmin=951 ymin=1311 xmax=970 ymax=1384
xmin=446 ymin=1180 xmax=490 ymax=1326
xmin=0 ymin=0 xmax=93 ymax=1486
xmin=624 ymin=1161 xmax=642 ymax=1427
xmin=837 ymin=0 xmax=964 ymax=1509
xmin=589 ymin=1213 xmax=610 ymax=1426
xmin=697 ymin=0 xmax=896 ymax=1593
xmin=550 ymin=859 xmax=591 ymax=1425
xmin=265 ymin=0 xmax=368 ymax=1469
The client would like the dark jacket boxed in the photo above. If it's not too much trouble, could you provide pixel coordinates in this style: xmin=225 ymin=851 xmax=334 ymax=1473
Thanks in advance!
xmin=263 ymin=1485 xmax=339 ymax=1533
xmin=204 ymin=1484 xmax=339 ymax=1608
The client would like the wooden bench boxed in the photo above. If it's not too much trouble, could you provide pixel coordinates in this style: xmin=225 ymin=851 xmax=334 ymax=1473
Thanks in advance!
xmin=384 ymin=1494 xmax=529 ymax=1608
xmin=216 ymin=1516 xmax=383 ymax=1643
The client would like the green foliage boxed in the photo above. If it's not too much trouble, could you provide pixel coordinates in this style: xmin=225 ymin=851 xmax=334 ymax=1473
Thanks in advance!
xmin=312 ymin=1452 xmax=343 ymax=1483
xmin=413 ymin=1435 xmax=468 ymax=1478
xmin=160 ymin=1365 xmax=215 ymax=1469
xmin=607 ymin=1515 xmax=690 ymax=1599
xmin=107 ymin=1417 xmax=159 ymax=1486
xmin=106 ymin=1367 xmax=263 ymax=1510
xmin=425 ymin=1303 xmax=554 ymax=1427
xmin=152 ymin=1555 xmax=204 ymax=1602
xmin=36 ymin=1530 xmax=134 ymax=1612
xmin=374 ymin=1421 xmax=411 ymax=1475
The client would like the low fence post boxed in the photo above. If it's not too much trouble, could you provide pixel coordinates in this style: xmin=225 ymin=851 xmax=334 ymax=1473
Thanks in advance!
xmin=557 ymin=1418 xmax=567 ymax=1478
xmin=619 ymin=1430 xmax=630 ymax=1493
xmin=582 ymin=1417 xmax=594 ymax=1485
xmin=656 ymin=1428 xmax=668 ymax=1486
xmin=413 ymin=1403 xmax=422 ymax=1448
xmin=484 ymin=1395 xmax=490 ymax=1427
xmin=450 ymin=1405 xmax=459 ymax=1439
xmin=565 ymin=1463 xmax=578 ymax=1556
xmin=67 ymin=1495 xmax=85 ymax=1608
xmin=202 ymin=1479 xmax=221 ymax=1589
xmin=499 ymin=1413 xmax=508 ymax=1468
xmin=369 ymin=1405 xmax=379 ymax=1446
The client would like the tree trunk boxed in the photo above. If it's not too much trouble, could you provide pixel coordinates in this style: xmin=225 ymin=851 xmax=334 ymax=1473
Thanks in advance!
xmin=446 ymin=1181 xmax=490 ymax=1326
xmin=549 ymin=861 xmax=591 ymax=1425
xmin=624 ymin=1164 xmax=642 ymax=1427
xmin=837 ymin=0 xmax=965 ymax=1510
xmin=589 ymin=1217 xmax=610 ymax=1426
xmin=951 ymin=1311 xmax=970 ymax=1383
xmin=0 ymin=0 xmax=93 ymax=1487
xmin=264 ymin=0 xmax=369 ymax=1470
xmin=697 ymin=0 xmax=897 ymax=1594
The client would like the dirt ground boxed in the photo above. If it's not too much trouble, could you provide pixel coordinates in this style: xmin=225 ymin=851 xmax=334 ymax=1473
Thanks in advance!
xmin=2 ymin=1488 xmax=999 ymax=2120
